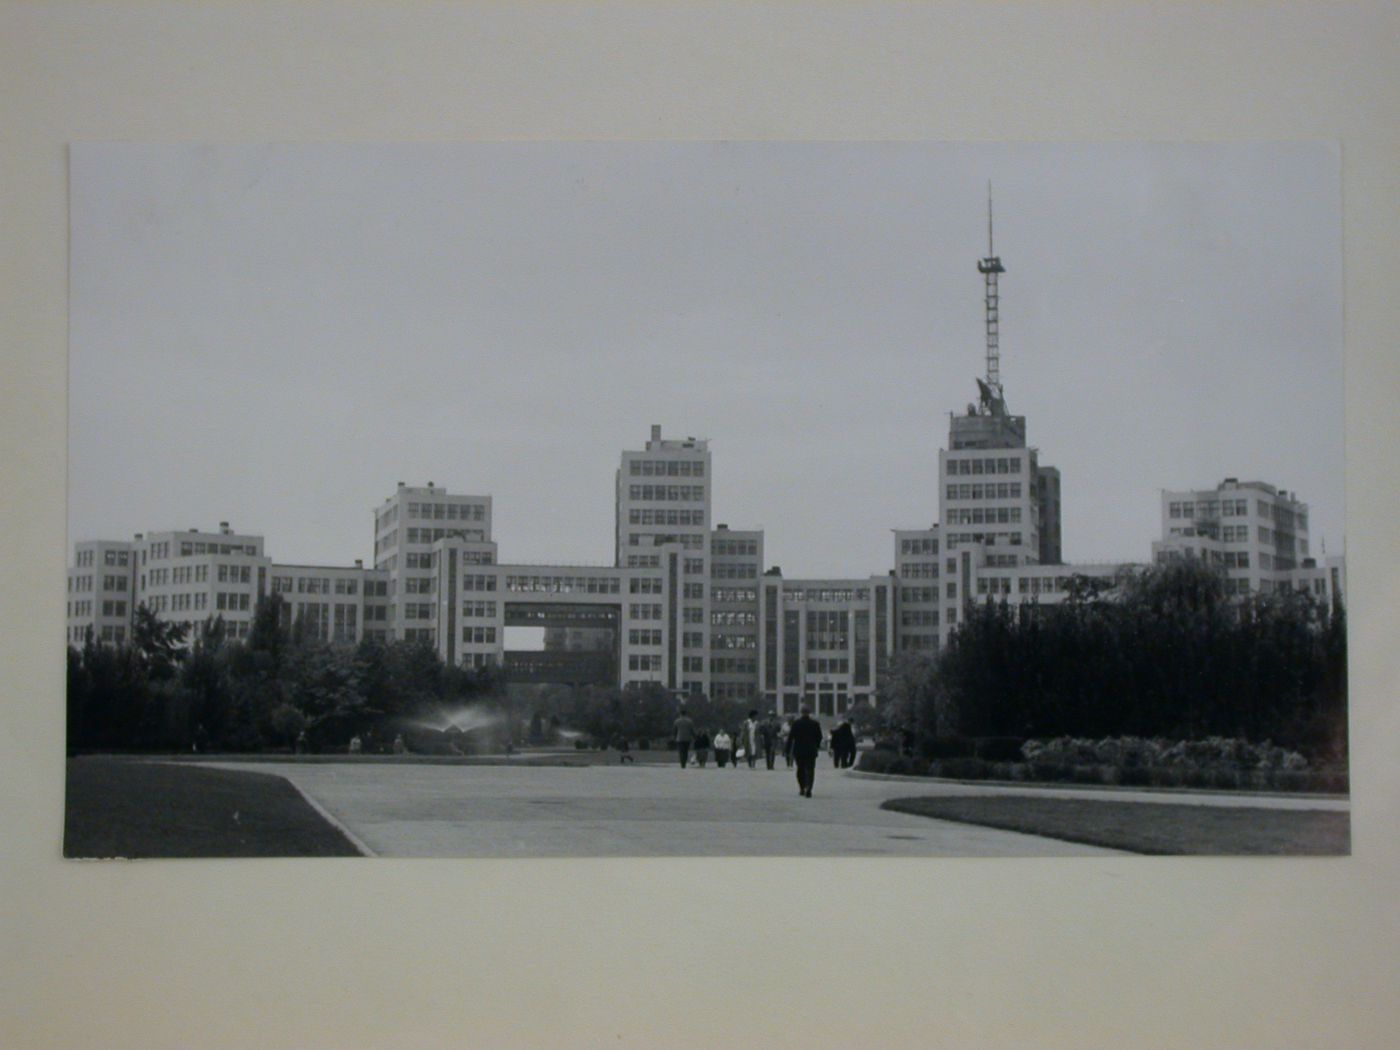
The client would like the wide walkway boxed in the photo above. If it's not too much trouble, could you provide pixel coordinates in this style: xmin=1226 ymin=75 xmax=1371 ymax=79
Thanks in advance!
xmin=200 ymin=759 xmax=1133 ymax=858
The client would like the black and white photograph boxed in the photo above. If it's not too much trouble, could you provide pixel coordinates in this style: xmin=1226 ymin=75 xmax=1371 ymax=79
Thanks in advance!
xmin=64 ymin=141 xmax=1349 ymax=859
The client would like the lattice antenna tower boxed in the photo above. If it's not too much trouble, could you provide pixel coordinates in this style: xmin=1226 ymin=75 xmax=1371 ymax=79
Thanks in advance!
xmin=976 ymin=182 xmax=1005 ymax=401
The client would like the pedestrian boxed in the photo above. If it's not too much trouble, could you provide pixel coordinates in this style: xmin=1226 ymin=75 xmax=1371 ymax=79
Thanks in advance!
xmin=741 ymin=709 xmax=761 ymax=769
xmin=694 ymin=729 xmax=711 ymax=768
xmin=616 ymin=735 xmax=634 ymax=764
xmin=392 ymin=733 xmax=406 ymax=755
xmin=788 ymin=704 xmax=824 ymax=798
xmin=759 ymin=710 xmax=781 ymax=770
xmin=674 ymin=707 xmax=695 ymax=770
xmin=348 ymin=733 xmax=362 ymax=755
xmin=713 ymin=728 xmax=733 ymax=768
xmin=830 ymin=718 xmax=856 ymax=769
xmin=295 ymin=728 xmax=307 ymax=755
xmin=780 ymin=717 xmax=794 ymax=768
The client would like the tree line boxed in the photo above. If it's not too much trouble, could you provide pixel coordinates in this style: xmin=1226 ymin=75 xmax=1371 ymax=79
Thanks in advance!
xmin=877 ymin=561 xmax=1347 ymax=761
xmin=67 ymin=594 xmax=497 ymax=753
xmin=66 ymin=593 xmax=769 ymax=754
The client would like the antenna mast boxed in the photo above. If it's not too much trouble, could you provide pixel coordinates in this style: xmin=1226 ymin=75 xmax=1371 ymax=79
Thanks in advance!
xmin=976 ymin=182 xmax=1005 ymax=399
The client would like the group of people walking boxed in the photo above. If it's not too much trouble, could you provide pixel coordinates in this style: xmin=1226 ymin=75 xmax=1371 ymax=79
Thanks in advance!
xmin=672 ymin=706 xmax=852 ymax=797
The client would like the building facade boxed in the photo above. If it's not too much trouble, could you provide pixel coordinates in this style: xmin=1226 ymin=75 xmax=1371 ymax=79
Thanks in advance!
xmin=67 ymin=217 xmax=1344 ymax=711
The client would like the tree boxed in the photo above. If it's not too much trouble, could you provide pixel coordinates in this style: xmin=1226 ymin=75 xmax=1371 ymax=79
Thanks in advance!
xmin=131 ymin=603 xmax=188 ymax=680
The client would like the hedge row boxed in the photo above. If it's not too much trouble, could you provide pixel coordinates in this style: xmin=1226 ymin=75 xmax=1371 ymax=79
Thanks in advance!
xmin=854 ymin=748 xmax=1348 ymax=793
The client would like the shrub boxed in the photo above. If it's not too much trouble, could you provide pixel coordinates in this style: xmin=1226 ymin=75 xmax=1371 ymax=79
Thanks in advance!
xmin=922 ymin=736 xmax=974 ymax=760
xmin=932 ymin=756 xmax=992 ymax=780
xmin=1030 ymin=762 xmax=1071 ymax=783
xmin=887 ymin=756 xmax=931 ymax=776
xmin=854 ymin=748 xmax=903 ymax=774
xmin=975 ymin=737 xmax=1027 ymax=762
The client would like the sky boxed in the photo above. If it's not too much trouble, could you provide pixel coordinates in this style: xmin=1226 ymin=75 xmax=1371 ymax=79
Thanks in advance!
xmin=68 ymin=142 xmax=1344 ymax=577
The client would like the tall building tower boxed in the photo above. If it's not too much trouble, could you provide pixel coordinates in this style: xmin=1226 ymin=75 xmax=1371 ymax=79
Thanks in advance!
xmin=373 ymin=482 xmax=495 ymax=648
xmin=926 ymin=189 xmax=1062 ymax=643
xmin=615 ymin=425 xmax=712 ymax=695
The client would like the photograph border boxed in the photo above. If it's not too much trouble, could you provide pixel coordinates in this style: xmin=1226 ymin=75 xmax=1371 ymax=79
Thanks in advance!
xmin=4 ymin=4 xmax=1399 ymax=1048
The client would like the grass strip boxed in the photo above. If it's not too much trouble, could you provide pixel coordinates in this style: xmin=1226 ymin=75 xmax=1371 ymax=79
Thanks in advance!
xmin=882 ymin=795 xmax=1350 ymax=855
xmin=66 ymin=756 xmax=361 ymax=858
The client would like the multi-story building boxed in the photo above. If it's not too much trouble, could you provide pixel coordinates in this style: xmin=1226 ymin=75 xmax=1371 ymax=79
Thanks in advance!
xmin=892 ymin=528 xmax=941 ymax=654
xmin=757 ymin=572 xmax=896 ymax=717
xmin=66 ymin=540 xmax=135 ymax=646
xmin=708 ymin=526 xmax=764 ymax=703
xmin=133 ymin=524 xmax=271 ymax=642
xmin=615 ymin=426 xmax=712 ymax=695
xmin=373 ymin=482 xmax=494 ymax=648
xmin=1153 ymin=478 xmax=1344 ymax=604
xmin=268 ymin=561 xmax=392 ymax=645
xmin=67 ymin=211 xmax=1345 ymax=719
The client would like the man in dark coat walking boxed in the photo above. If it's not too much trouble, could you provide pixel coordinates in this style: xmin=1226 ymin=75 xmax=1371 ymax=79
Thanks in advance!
xmin=788 ymin=705 xmax=824 ymax=798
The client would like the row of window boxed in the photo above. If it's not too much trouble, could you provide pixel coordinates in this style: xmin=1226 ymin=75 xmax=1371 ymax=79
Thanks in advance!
xmin=901 ymin=610 xmax=939 ymax=626
xmin=805 ymin=658 xmax=850 ymax=675
xmin=711 ymin=656 xmax=757 ymax=675
xmin=462 ymin=626 xmax=498 ymax=644
xmin=946 ymin=456 xmax=1023 ymax=476
xmin=899 ymin=538 xmax=938 ymax=556
xmin=628 ymin=508 xmax=706 ymax=526
xmin=629 ymin=628 xmax=662 ymax=646
xmin=626 ymin=533 xmax=704 ymax=550
xmin=946 ymin=507 xmax=1023 ymax=525
xmin=630 ymin=603 xmax=663 ymax=621
xmin=406 ymin=501 xmax=487 ymax=522
xmin=216 ymin=592 xmax=251 ymax=611
xmin=712 ymin=611 xmax=755 ymax=626
xmin=403 ymin=527 xmax=487 ymax=545
xmin=626 ymin=554 xmax=661 ymax=568
xmin=75 ymin=549 xmax=130 ymax=568
xmin=946 ymin=482 xmax=1023 ymax=501
xmin=628 ymin=654 xmax=663 ymax=671
xmin=627 ymin=484 xmax=706 ymax=502
xmin=900 ymin=561 xmax=939 ymax=579
xmin=712 ymin=588 xmax=757 ymax=604
xmin=778 ymin=588 xmax=870 ymax=603
xmin=506 ymin=575 xmax=623 ymax=595
xmin=946 ymin=532 xmax=1023 ymax=547
xmin=627 ymin=459 xmax=705 ymax=477
xmin=404 ymin=577 xmax=434 ymax=594
xmin=271 ymin=575 xmax=362 ymax=595
xmin=175 ymin=541 xmax=258 ymax=558
xmin=462 ymin=601 xmax=497 ymax=618
xmin=712 ymin=539 xmax=759 ymax=557
xmin=712 ymin=563 xmax=757 ymax=579
xmin=1168 ymin=499 xmax=1251 ymax=520
xmin=713 ymin=634 xmax=756 ymax=650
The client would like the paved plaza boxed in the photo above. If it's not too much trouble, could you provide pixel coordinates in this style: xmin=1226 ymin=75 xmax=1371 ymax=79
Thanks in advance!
xmin=191 ymin=757 xmax=1342 ymax=858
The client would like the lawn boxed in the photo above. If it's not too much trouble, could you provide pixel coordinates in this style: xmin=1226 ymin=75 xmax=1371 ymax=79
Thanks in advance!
xmin=65 ymin=757 xmax=362 ymax=858
xmin=882 ymin=795 xmax=1350 ymax=855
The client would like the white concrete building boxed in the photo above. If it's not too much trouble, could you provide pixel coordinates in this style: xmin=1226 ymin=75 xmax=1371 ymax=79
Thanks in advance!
xmin=615 ymin=425 xmax=712 ymax=695
xmin=66 ymin=539 xmax=135 ymax=646
xmin=133 ymin=524 xmax=270 ymax=642
xmin=373 ymin=482 xmax=494 ymax=648
xmin=757 ymin=571 xmax=896 ymax=717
